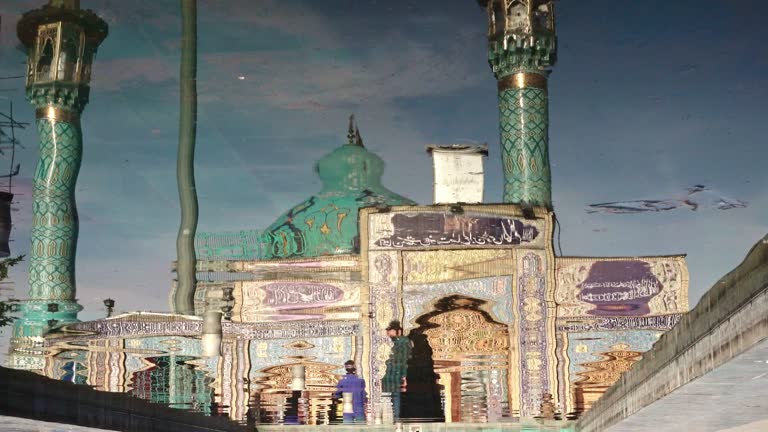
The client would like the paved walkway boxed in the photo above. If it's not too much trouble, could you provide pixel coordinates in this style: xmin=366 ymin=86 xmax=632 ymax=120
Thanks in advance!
xmin=605 ymin=339 xmax=768 ymax=432
xmin=0 ymin=415 xmax=117 ymax=432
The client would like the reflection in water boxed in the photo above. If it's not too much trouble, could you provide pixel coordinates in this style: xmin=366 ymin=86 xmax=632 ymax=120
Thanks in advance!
xmin=5 ymin=0 xmax=696 ymax=429
xmin=412 ymin=295 xmax=511 ymax=423
xmin=382 ymin=320 xmax=409 ymax=421
xmin=53 ymin=353 xmax=219 ymax=417
xmin=10 ymin=294 xmax=660 ymax=430
xmin=253 ymin=390 xmax=337 ymax=425
xmin=60 ymin=360 xmax=88 ymax=385
xmin=10 ymin=279 xmax=667 ymax=428
xmin=38 ymin=337 xmax=348 ymax=426
xmin=573 ymin=347 xmax=642 ymax=414
xmin=252 ymin=361 xmax=339 ymax=425
xmin=27 ymin=295 xmax=521 ymax=426
xmin=129 ymin=356 xmax=213 ymax=413
xmin=332 ymin=360 xmax=367 ymax=423
xmin=401 ymin=332 xmax=443 ymax=422
xmin=27 ymin=295 xmax=523 ymax=425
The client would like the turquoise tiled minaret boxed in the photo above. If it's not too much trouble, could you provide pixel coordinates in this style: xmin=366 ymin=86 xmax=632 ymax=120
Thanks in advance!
xmin=11 ymin=0 xmax=108 ymax=345
xmin=478 ymin=0 xmax=556 ymax=209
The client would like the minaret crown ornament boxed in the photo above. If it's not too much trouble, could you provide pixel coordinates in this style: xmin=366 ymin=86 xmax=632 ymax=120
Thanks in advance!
xmin=17 ymin=0 xmax=108 ymax=112
xmin=477 ymin=0 xmax=556 ymax=77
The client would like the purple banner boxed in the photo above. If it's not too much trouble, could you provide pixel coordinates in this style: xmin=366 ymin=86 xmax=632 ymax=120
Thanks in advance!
xmin=577 ymin=261 xmax=662 ymax=316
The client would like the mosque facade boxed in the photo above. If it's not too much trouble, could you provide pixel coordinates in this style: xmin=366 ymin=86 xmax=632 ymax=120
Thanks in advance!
xmin=9 ymin=0 xmax=689 ymax=425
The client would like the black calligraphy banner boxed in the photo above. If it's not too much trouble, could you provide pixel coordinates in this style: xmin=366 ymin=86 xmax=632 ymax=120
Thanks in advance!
xmin=373 ymin=212 xmax=540 ymax=248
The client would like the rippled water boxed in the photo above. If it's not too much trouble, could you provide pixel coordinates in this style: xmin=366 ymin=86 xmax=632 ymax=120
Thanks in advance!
xmin=27 ymin=335 xmax=568 ymax=427
xmin=12 ymin=293 xmax=575 ymax=427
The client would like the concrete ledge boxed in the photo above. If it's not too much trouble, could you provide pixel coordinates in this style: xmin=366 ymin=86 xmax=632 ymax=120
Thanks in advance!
xmin=576 ymin=234 xmax=768 ymax=432
xmin=0 ymin=366 xmax=250 ymax=432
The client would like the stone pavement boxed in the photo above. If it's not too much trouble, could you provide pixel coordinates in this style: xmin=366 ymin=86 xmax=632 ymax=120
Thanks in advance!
xmin=603 ymin=339 xmax=768 ymax=432
xmin=0 ymin=415 xmax=117 ymax=431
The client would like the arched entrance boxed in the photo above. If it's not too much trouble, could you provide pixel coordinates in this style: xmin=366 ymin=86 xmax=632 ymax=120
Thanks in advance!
xmin=410 ymin=295 xmax=511 ymax=423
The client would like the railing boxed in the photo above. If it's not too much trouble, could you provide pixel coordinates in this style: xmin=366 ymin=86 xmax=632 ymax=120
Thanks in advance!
xmin=194 ymin=229 xmax=320 ymax=260
xmin=194 ymin=230 xmax=264 ymax=260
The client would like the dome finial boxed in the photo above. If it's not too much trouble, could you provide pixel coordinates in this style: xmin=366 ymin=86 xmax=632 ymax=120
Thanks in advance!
xmin=355 ymin=125 xmax=364 ymax=147
xmin=49 ymin=0 xmax=80 ymax=9
xmin=347 ymin=114 xmax=356 ymax=145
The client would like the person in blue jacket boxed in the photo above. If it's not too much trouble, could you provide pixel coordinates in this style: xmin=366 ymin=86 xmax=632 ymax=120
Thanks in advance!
xmin=334 ymin=360 xmax=367 ymax=423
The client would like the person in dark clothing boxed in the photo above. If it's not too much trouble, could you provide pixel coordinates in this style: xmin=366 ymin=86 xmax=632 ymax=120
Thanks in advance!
xmin=334 ymin=360 xmax=367 ymax=423
xmin=400 ymin=331 xmax=444 ymax=422
xmin=382 ymin=320 xmax=411 ymax=419
xmin=283 ymin=390 xmax=302 ymax=425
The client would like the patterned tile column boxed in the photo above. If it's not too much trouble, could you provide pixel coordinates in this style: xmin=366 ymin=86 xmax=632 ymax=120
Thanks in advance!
xmin=16 ymin=105 xmax=86 ymax=337
xmin=498 ymin=74 xmax=551 ymax=208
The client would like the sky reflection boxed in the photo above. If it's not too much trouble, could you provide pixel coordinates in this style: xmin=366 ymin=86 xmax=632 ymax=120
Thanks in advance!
xmin=0 ymin=0 xmax=765 ymax=338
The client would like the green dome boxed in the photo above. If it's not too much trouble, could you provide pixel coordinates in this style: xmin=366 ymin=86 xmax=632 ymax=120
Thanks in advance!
xmin=262 ymin=117 xmax=415 ymax=258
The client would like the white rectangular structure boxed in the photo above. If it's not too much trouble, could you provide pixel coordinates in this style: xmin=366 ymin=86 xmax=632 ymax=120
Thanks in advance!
xmin=426 ymin=144 xmax=488 ymax=204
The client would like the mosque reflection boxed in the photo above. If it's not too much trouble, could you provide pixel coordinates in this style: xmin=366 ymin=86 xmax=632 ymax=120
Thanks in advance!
xmin=24 ymin=238 xmax=687 ymax=426
xmin=8 ymin=0 xmax=692 ymax=427
xmin=9 ymin=116 xmax=690 ymax=425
